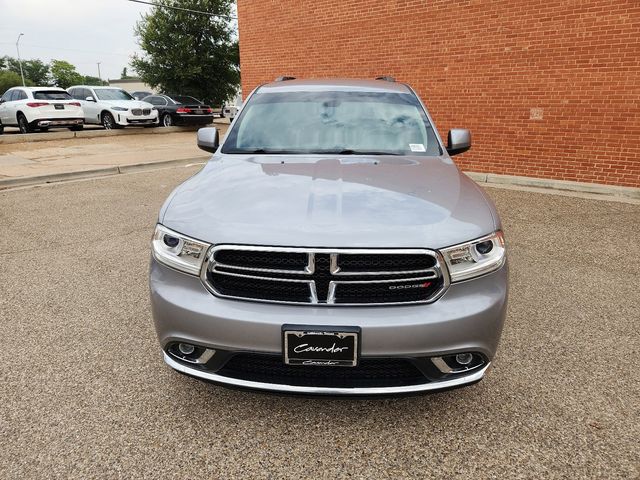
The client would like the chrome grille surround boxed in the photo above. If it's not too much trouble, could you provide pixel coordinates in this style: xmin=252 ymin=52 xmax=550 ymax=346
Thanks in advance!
xmin=200 ymin=245 xmax=450 ymax=306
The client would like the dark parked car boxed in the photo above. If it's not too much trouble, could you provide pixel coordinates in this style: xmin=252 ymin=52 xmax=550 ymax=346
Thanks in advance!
xmin=142 ymin=94 xmax=214 ymax=127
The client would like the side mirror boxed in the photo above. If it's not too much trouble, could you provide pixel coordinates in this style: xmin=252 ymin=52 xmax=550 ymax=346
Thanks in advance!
xmin=447 ymin=129 xmax=471 ymax=156
xmin=197 ymin=127 xmax=219 ymax=153
xmin=85 ymin=96 xmax=96 ymax=102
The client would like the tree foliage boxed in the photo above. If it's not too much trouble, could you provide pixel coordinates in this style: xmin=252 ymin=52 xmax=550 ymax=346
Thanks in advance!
xmin=49 ymin=60 xmax=83 ymax=88
xmin=0 ymin=56 xmax=50 ymax=85
xmin=131 ymin=0 xmax=239 ymax=105
xmin=0 ymin=70 xmax=32 ymax=93
xmin=83 ymin=75 xmax=107 ymax=86
xmin=0 ymin=56 xmax=105 ymax=91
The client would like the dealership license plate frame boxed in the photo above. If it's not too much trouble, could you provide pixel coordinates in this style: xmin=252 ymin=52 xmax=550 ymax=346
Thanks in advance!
xmin=282 ymin=325 xmax=360 ymax=367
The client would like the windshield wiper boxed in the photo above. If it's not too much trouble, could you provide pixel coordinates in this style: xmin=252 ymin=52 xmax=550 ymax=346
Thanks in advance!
xmin=225 ymin=148 xmax=297 ymax=154
xmin=333 ymin=149 xmax=403 ymax=156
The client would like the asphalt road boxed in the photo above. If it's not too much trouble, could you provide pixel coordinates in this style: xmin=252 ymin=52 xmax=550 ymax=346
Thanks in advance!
xmin=0 ymin=167 xmax=638 ymax=479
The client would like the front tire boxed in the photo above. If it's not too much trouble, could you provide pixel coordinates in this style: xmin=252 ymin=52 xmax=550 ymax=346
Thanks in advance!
xmin=17 ymin=114 xmax=33 ymax=134
xmin=161 ymin=113 xmax=173 ymax=127
xmin=0 ymin=121 xmax=4 ymax=135
xmin=102 ymin=112 xmax=117 ymax=130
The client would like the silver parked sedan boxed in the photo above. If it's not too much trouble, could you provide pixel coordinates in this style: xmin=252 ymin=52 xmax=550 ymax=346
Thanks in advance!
xmin=150 ymin=77 xmax=508 ymax=395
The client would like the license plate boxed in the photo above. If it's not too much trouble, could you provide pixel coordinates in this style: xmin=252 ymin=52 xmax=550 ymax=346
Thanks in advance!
xmin=283 ymin=325 xmax=359 ymax=367
xmin=54 ymin=104 xmax=64 ymax=110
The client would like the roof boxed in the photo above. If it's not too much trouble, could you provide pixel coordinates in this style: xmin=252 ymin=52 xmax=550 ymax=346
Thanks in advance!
xmin=257 ymin=78 xmax=412 ymax=94
xmin=68 ymin=85 xmax=125 ymax=89
xmin=9 ymin=86 xmax=67 ymax=91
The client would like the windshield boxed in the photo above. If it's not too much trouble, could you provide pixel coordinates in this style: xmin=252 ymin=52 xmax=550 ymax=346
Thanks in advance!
xmin=222 ymin=91 xmax=441 ymax=155
xmin=94 ymin=89 xmax=134 ymax=101
xmin=34 ymin=90 xmax=72 ymax=100
xmin=171 ymin=95 xmax=201 ymax=105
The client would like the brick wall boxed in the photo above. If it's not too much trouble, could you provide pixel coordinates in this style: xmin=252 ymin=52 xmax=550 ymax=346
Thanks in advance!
xmin=236 ymin=0 xmax=640 ymax=188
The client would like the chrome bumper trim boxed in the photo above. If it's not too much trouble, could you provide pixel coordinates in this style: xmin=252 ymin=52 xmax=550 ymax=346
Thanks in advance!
xmin=163 ymin=352 xmax=489 ymax=395
xmin=37 ymin=119 xmax=83 ymax=126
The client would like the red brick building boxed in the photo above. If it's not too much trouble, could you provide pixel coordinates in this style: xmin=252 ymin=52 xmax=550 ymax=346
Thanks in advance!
xmin=236 ymin=0 xmax=640 ymax=188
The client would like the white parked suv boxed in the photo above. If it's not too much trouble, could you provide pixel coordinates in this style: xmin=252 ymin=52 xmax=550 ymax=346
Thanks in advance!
xmin=0 ymin=87 xmax=83 ymax=134
xmin=68 ymin=85 xmax=158 ymax=129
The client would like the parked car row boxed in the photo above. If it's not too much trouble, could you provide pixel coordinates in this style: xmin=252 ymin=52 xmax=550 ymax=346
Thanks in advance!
xmin=0 ymin=87 xmax=83 ymax=134
xmin=0 ymin=85 xmax=219 ymax=134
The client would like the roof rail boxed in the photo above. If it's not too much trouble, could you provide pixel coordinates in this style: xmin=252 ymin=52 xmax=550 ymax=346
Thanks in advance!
xmin=274 ymin=76 xmax=296 ymax=82
xmin=375 ymin=76 xmax=396 ymax=82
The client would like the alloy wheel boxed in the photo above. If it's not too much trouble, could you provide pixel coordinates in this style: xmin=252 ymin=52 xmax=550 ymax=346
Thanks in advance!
xmin=18 ymin=115 xmax=29 ymax=134
xmin=102 ymin=113 xmax=114 ymax=130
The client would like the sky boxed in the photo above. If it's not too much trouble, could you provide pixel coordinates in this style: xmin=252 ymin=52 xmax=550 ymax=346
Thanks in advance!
xmin=0 ymin=0 xmax=154 ymax=80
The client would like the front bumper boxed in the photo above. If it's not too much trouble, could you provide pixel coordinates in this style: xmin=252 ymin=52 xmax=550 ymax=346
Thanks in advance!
xmin=150 ymin=258 xmax=508 ymax=394
xmin=164 ymin=352 xmax=490 ymax=395
xmin=114 ymin=111 xmax=158 ymax=126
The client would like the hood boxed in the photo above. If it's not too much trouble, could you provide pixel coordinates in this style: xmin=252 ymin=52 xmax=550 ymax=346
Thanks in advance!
xmin=102 ymin=99 xmax=152 ymax=109
xmin=161 ymin=155 xmax=498 ymax=249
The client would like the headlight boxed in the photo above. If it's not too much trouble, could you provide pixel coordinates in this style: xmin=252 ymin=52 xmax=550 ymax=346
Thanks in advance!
xmin=112 ymin=106 xmax=128 ymax=111
xmin=152 ymin=224 xmax=210 ymax=275
xmin=440 ymin=231 xmax=506 ymax=282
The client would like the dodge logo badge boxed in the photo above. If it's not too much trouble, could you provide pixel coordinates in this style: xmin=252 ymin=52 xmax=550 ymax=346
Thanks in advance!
xmin=389 ymin=282 xmax=432 ymax=290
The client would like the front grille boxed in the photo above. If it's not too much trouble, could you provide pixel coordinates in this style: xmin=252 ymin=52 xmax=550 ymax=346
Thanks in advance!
xmin=338 ymin=253 xmax=436 ymax=273
xmin=215 ymin=250 xmax=308 ymax=271
xmin=143 ymin=108 xmax=151 ymax=115
xmin=209 ymin=272 xmax=311 ymax=303
xmin=333 ymin=279 xmax=441 ymax=304
xmin=202 ymin=246 xmax=447 ymax=306
xmin=217 ymin=354 xmax=428 ymax=388
xmin=131 ymin=108 xmax=142 ymax=116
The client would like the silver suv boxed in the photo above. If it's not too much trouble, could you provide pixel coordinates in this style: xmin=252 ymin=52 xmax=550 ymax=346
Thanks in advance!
xmin=150 ymin=78 xmax=508 ymax=395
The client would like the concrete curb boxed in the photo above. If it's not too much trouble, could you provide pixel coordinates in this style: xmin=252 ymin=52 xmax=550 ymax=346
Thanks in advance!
xmin=465 ymin=171 xmax=640 ymax=200
xmin=0 ymin=167 xmax=120 ymax=189
xmin=0 ymin=131 xmax=75 ymax=144
xmin=0 ymin=156 xmax=207 ymax=190
xmin=0 ymin=124 xmax=223 ymax=145
xmin=75 ymin=125 xmax=200 ymax=139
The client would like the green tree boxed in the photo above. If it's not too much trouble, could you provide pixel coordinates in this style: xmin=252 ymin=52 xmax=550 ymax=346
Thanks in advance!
xmin=0 ymin=70 xmax=32 ymax=93
xmin=0 ymin=56 xmax=50 ymax=85
xmin=50 ymin=60 xmax=83 ymax=88
xmin=131 ymin=0 xmax=239 ymax=105
xmin=83 ymin=75 xmax=107 ymax=86
xmin=120 ymin=67 xmax=131 ymax=79
xmin=23 ymin=59 xmax=50 ymax=85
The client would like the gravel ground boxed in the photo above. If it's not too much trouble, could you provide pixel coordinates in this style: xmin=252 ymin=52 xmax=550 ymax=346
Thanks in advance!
xmin=0 ymin=167 xmax=638 ymax=479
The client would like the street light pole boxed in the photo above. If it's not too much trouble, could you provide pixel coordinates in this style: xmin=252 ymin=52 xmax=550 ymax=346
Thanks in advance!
xmin=16 ymin=33 xmax=25 ymax=86
xmin=97 ymin=62 xmax=102 ymax=83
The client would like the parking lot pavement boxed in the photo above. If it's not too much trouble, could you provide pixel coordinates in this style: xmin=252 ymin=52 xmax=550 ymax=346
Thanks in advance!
xmin=0 ymin=124 xmax=228 ymax=182
xmin=0 ymin=167 xmax=638 ymax=479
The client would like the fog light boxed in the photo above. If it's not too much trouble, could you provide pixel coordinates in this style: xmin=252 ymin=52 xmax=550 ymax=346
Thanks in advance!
xmin=456 ymin=353 xmax=473 ymax=365
xmin=178 ymin=343 xmax=195 ymax=355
